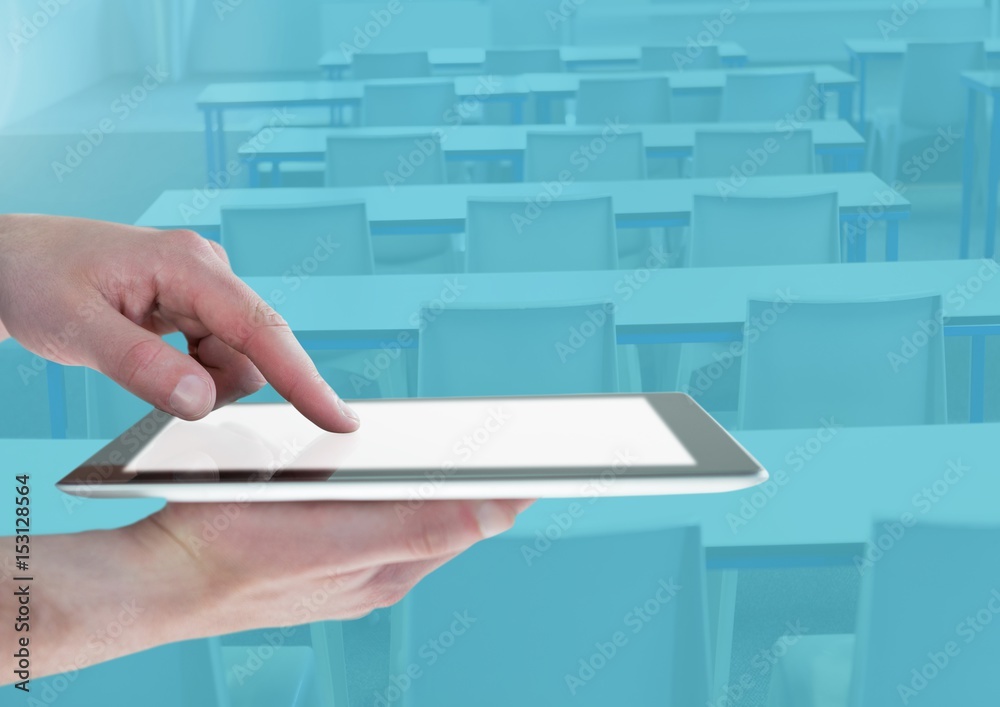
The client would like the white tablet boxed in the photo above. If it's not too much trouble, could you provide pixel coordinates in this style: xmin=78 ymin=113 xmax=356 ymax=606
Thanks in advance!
xmin=57 ymin=393 xmax=767 ymax=502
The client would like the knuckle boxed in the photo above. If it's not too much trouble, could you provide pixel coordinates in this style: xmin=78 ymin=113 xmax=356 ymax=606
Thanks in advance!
xmin=233 ymin=297 xmax=289 ymax=351
xmin=161 ymin=229 xmax=219 ymax=265
xmin=115 ymin=338 xmax=166 ymax=392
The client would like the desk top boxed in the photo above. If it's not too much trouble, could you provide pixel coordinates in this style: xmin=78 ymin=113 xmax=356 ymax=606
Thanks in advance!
xmin=137 ymin=173 xmax=907 ymax=232
xmin=237 ymin=121 xmax=864 ymax=160
xmin=234 ymin=260 xmax=1000 ymax=334
xmin=318 ymin=44 xmax=749 ymax=70
xmin=526 ymin=65 xmax=857 ymax=94
xmin=963 ymin=71 xmax=1000 ymax=92
xmin=196 ymin=76 xmax=530 ymax=108
xmin=846 ymin=38 xmax=1000 ymax=57
xmin=9 ymin=422 xmax=998 ymax=551
xmin=197 ymin=65 xmax=854 ymax=108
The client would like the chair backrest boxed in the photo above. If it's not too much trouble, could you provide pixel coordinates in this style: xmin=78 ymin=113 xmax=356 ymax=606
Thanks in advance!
xmin=900 ymin=41 xmax=986 ymax=129
xmin=525 ymin=131 xmax=647 ymax=183
xmin=0 ymin=339 xmax=52 ymax=437
xmin=485 ymin=47 xmax=563 ymax=74
xmin=738 ymin=295 xmax=948 ymax=429
xmin=465 ymin=195 xmax=619 ymax=273
xmin=394 ymin=516 xmax=711 ymax=705
xmin=220 ymin=202 xmax=374 ymax=277
xmin=362 ymin=81 xmax=458 ymax=127
xmin=688 ymin=192 xmax=841 ymax=267
xmin=641 ymin=44 xmax=721 ymax=71
xmin=352 ymin=51 xmax=431 ymax=80
xmin=692 ymin=129 xmax=815 ymax=178
xmin=416 ymin=302 xmax=620 ymax=396
xmin=851 ymin=523 xmax=1000 ymax=706
xmin=719 ymin=71 xmax=816 ymax=122
xmin=326 ymin=133 xmax=447 ymax=187
xmin=576 ymin=77 xmax=672 ymax=125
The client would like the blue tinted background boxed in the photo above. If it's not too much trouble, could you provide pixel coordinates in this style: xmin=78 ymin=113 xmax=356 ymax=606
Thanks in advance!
xmin=3 ymin=0 xmax=1000 ymax=704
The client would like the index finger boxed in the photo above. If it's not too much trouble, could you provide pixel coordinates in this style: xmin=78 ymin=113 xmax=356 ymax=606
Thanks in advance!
xmin=158 ymin=237 xmax=359 ymax=432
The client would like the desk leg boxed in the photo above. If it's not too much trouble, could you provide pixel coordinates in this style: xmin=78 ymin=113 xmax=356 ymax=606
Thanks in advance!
xmin=512 ymin=153 xmax=525 ymax=182
xmin=511 ymin=98 xmax=525 ymax=125
xmin=537 ymin=96 xmax=552 ymax=124
xmin=836 ymin=85 xmax=853 ymax=123
xmin=986 ymin=93 xmax=1000 ymax=259
xmin=885 ymin=219 xmax=899 ymax=262
xmin=203 ymin=109 xmax=216 ymax=180
xmin=309 ymin=622 xmax=350 ymax=706
xmin=856 ymin=56 xmax=867 ymax=129
xmin=46 ymin=363 xmax=67 ymax=439
xmin=709 ymin=569 xmax=739 ymax=700
xmin=961 ymin=87 xmax=978 ymax=259
xmin=273 ymin=161 xmax=282 ymax=188
xmin=216 ymin=110 xmax=228 ymax=178
xmin=971 ymin=334 xmax=987 ymax=423
xmin=248 ymin=160 xmax=260 ymax=188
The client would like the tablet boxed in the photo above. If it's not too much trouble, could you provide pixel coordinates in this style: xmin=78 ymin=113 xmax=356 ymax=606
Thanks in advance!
xmin=56 ymin=393 xmax=767 ymax=501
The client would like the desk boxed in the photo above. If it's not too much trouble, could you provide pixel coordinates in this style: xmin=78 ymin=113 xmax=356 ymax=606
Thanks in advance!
xmin=137 ymin=173 xmax=907 ymax=262
xmin=238 ymin=120 xmax=865 ymax=185
xmin=961 ymin=71 xmax=1000 ymax=260
xmin=11 ymin=420 xmax=998 ymax=552
xmin=845 ymin=39 xmax=1000 ymax=127
xmin=196 ymin=76 xmax=530 ymax=178
xmin=527 ymin=65 xmax=858 ymax=123
xmin=318 ymin=44 xmax=750 ymax=80
xmin=222 ymin=259 xmax=1000 ymax=420
xmin=10 ymin=423 xmax=992 ymax=702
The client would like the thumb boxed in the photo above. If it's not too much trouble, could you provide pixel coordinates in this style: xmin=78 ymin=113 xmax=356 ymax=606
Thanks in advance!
xmin=81 ymin=307 xmax=217 ymax=420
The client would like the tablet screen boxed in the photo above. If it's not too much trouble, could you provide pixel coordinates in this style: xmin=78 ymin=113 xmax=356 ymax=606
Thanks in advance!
xmin=124 ymin=396 xmax=697 ymax=476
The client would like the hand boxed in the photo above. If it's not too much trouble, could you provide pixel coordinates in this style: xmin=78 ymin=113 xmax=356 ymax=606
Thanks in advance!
xmin=0 ymin=214 xmax=358 ymax=432
xmin=10 ymin=498 xmax=533 ymax=680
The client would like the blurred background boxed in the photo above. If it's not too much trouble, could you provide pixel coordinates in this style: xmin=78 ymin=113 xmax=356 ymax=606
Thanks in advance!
xmin=4 ymin=0 xmax=1000 ymax=705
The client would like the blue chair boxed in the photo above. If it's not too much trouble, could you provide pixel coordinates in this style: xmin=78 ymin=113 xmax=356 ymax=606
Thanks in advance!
xmin=868 ymin=41 xmax=985 ymax=180
xmin=524 ymin=131 xmax=650 ymax=261
xmin=692 ymin=129 xmax=815 ymax=178
xmin=362 ymin=81 xmax=459 ymax=127
xmin=465 ymin=195 xmax=619 ymax=273
xmin=416 ymin=302 xmax=620 ymax=397
xmin=719 ymin=71 xmax=816 ymax=122
xmin=34 ymin=637 xmax=319 ymax=707
xmin=575 ymin=77 xmax=672 ymax=125
xmin=766 ymin=523 xmax=1000 ymax=706
xmin=738 ymin=295 xmax=948 ymax=429
xmin=392 ymin=519 xmax=711 ymax=705
xmin=352 ymin=51 xmax=431 ymax=80
xmin=0 ymin=339 xmax=54 ymax=437
xmin=524 ymin=130 xmax=647 ymax=183
xmin=325 ymin=133 xmax=456 ymax=273
xmin=641 ymin=44 xmax=721 ymax=71
xmin=485 ymin=47 xmax=563 ymax=74
xmin=219 ymin=203 xmax=405 ymax=400
xmin=220 ymin=202 xmax=374 ymax=277
xmin=687 ymin=192 xmax=841 ymax=267
xmin=671 ymin=193 xmax=842 ymax=423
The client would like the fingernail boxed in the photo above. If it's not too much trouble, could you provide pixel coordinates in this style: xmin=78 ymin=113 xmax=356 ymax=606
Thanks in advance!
xmin=169 ymin=375 xmax=212 ymax=418
xmin=338 ymin=398 xmax=360 ymax=423
xmin=476 ymin=501 xmax=513 ymax=539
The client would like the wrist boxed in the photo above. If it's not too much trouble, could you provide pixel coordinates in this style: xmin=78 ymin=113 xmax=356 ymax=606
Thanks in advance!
xmin=20 ymin=521 xmax=221 ymax=680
